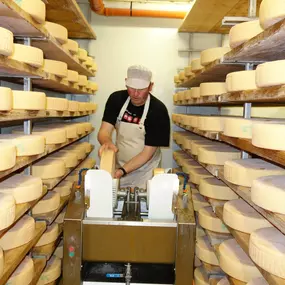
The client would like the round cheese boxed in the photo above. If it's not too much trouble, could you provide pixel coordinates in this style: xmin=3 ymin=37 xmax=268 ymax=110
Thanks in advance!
xmin=199 ymin=177 xmax=238 ymax=200
xmin=190 ymin=140 xmax=219 ymax=156
xmin=181 ymin=159 xmax=201 ymax=173
xmin=91 ymin=62 xmax=97 ymax=72
xmin=201 ymin=47 xmax=231 ymax=66
xmin=9 ymin=44 xmax=43 ymax=67
xmin=89 ymin=81 xmax=98 ymax=92
xmin=46 ymin=97 xmax=69 ymax=111
xmin=184 ymin=90 xmax=191 ymax=100
xmin=198 ymin=207 xmax=229 ymax=233
xmin=196 ymin=235 xmax=219 ymax=265
xmin=85 ymin=56 xmax=94 ymax=67
xmin=78 ymin=48 xmax=88 ymax=61
xmin=259 ymin=0 xmax=285 ymax=29
xmin=0 ymin=174 xmax=42 ymax=203
xmin=0 ymin=134 xmax=45 ymax=156
xmin=192 ymin=193 xmax=210 ymax=211
xmin=223 ymin=199 xmax=272 ymax=234
xmin=12 ymin=91 xmax=46 ymax=110
xmin=0 ymin=27 xmax=13 ymax=56
xmin=191 ymin=58 xmax=203 ymax=72
xmin=54 ymin=180 xmax=73 ymax=197
xmin=200 ymin=83 xmax=227 ymax=97
xmin=256 ymin=60 xmax=285 ymax=87
xmin=51 ymin=124 xmax=78 ymax=139
xmin=15 ymin=0 xmax=45 ymax=23
xmin=179 ymin=71 xmax=186 ymax=81
xmin=0 ymin=215 xmax=35 ymax=250
xmin=220 ymin=239 xmax=262 ymax=282
xmin=0 ymin=87 xmax=12 ymax=111
xmin=0 ymin=193 xmax=15 ymax=231
xmin=189 ymin=168 xmax=212 ymax=185
xmin=81 ymin=122 xmax=93 ymax=132
xmin=190 ymin=87 xmax=200 ymax=99
xmin=54 ymin=242 xmax=63 ymax=259
xmin=173 ymin=150 xmax=186 ymax=160
xmin=32 ymin=191 xmax=60 ymax=215
xmin=78 ymin=102 xmax=87 ymax=111
xmin=226 ymin=70 xmax=257 ymax=92
xmin=194 ymin=266 xmax=209 ymax=285
xmin=249 ymin=227 xmax=285 ymax=278
xmin=37 ymin=256 xmax=61 ymax=285
xmin=223 ymin=118 xmax=253 ymax=139
xmin=35 ymin=223 xmax=59 ymax=247
xmin=217 ymin=277 xmax=230 ymax=285
xmin=197 ymin=116 xmax=224 ymax=131
xmin=6 ymin=256 xmax=34 ymax=285
xmin=74 ymin=141 xmax=92 ymax=153
xmin=44 ymin=21 xmax=68 ymax=44
xmin=67 ymin=70 xmax=79 ymax=83
xmin=60 ymin=148 xmax=85 ymax=160
xmin=68 ymin=101 xmax=79 ymax=112
xmin=251 ymin=175 xmax=285 ymax=214
xmin=246 ymin=277 xmax=269 ymax=285
xmin=0 ymin=142 xmax=16 ymax=171
xmin=224 ymin=159 xmax=285 ymax=187
xmin=229 ymin=20 xmax=263 ymax=49
xmin=43 ymin=59 xmax=67 ymax=78
xmin=62 ymin=39 xmax=79 ymax=55
xmin=78 ymin=75 xmax=88 ymax=87
xmin=32 ymin=158 xmax=66 ymax=179
xmin=50 ymin=151 xmax=78 ymax=168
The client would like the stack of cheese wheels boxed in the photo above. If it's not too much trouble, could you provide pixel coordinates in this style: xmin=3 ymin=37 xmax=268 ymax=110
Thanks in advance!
xmin=219 ymin=239 xmax=262 ymax=282
xmin=189 ymin=167 xmax=212 ymax=185
xmin=37 ymin=123 xmax=78 ymax=139
xmin=224 ymin=158 xmax=285 ymax=187
xmin=37 ymin=256 xmax=62 ymax=285
xmin=50 ymin=151 xmax=78 ymax=169
xmin=197 ymin=116 xmax=224 ymax=131
xmin=192 ymin=192 xmax=210 ymax=212
xmin=0 ymin=142 xmax=16 ymax=171
xmin=0 ymin=215 xmax=35 ymax=250
xmin=0 ymin=193 xmax=15 ymax=231
xmin=0 ymin=174 xmax=43 ymax=203
xmin=191 ymin=58 xmax=203 ymax=72
xmin=6 ymin=256 xmax=34 ymax=285
xmin=43 ymin=59 xmax=68 ymax=78
xmin=68 ymin=100 xmax=79 ymax=112
xmin=62 ymin=40 xmax=79 ymax=55
xmin=249 ymin=227 xmax=285 ymax=279
xmin=229 ymin=20 xmax=263 ymax=48
xmin=0 ymin=87 xmax=12 ymax=111
xmin=64 ymin=122 xmax=86 ymax=135
xmin=32 ymin=192 xmax=61 ymax=215
xmin=32 ymin=158 xmax=66 ymax=180
xmin=35 ymin=223 xmax=59 ymax=247
xmin=53 ymin=180 xmax=73 ymax=197
xmin=200 ymin=47 xmax=231 ymax=66
xmin=12 ymin=91 xmax=46 ymax=110
xmin=194 ymin=266 xmax=209 ymax=285
xmin=200 ymin=83 xmax=227 ymax=97
xmin=0 ymin=28 xmax=14 ymax=56
xmin=259 ymin=0 xmax=285 ymax=29
xmin=44 ymin=21 xmax=68 ymax=44
xmin=226 ymin=70 xmax=257 ymax=92
xmin=46 ymin=97 xmax=69 ymax=111
xmin=223 ymin=199 xmax=272 ymax=233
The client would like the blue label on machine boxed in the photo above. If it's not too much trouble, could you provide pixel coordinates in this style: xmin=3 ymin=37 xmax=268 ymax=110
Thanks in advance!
xmin=106 ymin=273 xmax=124 ymax=278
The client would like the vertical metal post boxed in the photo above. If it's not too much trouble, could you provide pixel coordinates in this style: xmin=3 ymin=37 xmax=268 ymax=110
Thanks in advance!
xmin=248 ymin=0 xmax=257 ymax=17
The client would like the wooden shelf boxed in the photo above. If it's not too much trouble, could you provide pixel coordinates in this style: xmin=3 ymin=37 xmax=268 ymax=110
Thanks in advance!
xmin=45 ymin=0 xmax=96 ymax=39
xmin=0 ymin=221 xmax=46 ymax=285
xmin=31 ymin=258 xmax=47 ymax=285
xmin=0 ymin=128 xmax=94 ymax=181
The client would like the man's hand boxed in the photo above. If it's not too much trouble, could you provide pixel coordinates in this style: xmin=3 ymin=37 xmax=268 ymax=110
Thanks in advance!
xmin=98 ymin=142 xmax=118 ymax=157
xmin=114 ymin=168 xmax=124 ymax=179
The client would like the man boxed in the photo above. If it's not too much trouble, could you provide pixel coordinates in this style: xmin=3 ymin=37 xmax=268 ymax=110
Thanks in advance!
xmin=98 ymin=65 xmax=170 ymax=189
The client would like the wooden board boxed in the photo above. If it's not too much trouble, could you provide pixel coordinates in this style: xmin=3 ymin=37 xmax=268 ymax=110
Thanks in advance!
xmin=0 ymin=221 xmax=46 ymax=285
xmin=30 ymin=258 xmax=47 ymax=285
xmin=0 ymin=129 xmax=94 ymax=181
xmin=46 ymin=0 xmax=96 ymax=39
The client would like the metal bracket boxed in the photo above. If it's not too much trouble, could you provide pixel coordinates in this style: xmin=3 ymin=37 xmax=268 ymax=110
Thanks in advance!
xmin=15 ymin=36 xmax=47 ymax=41
xmin=221 ymin=16 xmax=258 ymax=27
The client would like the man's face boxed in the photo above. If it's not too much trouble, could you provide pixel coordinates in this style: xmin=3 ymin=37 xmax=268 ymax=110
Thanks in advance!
xmin=126 ymin=83 xmax=153 ymax=106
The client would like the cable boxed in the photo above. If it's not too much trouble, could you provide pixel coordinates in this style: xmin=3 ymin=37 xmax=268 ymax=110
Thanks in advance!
xmin=175 ymin=172 xmax=189 ymax=193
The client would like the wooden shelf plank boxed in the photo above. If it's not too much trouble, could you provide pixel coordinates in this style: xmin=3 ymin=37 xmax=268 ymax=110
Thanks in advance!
xmin=0 ymin=128 xmax=94 ymax=181
xmin=31 ymin=258 xmax=47 ymax=285
xmin=45 ymin=0 xmax=96 ymax=39
xmin=0 ymin=221 xmax=46 ymax=285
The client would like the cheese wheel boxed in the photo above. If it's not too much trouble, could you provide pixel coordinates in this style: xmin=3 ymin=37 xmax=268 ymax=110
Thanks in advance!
xmin=194 ymin=266 xmax=209 ymax=285
xmin=223 ymin=118 xmax=254 ymax=139
xmin=199 ymin=177 xmax=238 ymax=200
xmin=229 ymin=20 xmax=263 ymax=49
xmin=0 ymin=87 xmax=12 ymax=111
xmin=220 ymin=239 xmax=262 ymax=282
xmin=60 ymin=148 xmax=85 ymax=160
xmin=189 ymin=168 xmax=212 ymax=185
xmin=50 ymin=124 xmax=78 ymax=139
xmin=78 ymin=75 xmax=88 ymax=87
xmin=37 ymin=256 xmax=61 ymax=285
xmin=91 ymin=62 xmax=97 ymax=72
xmin=198 ymin=146 xmax=241 ymax=166
xmin=181 ymin=159 xmax=201 ymax=173
xmin=54 ymin=242 xmax=63 ymax=258
xmin=32 ymin=191 xmax=60 ymax=215
xmin=246 ymin=277 xmax=269 ymax=285
xmin=62 ymin=39 xmax=78 ymax=55
xmin=173 ymin=150 xmax=185 ymax=160
xmin=198 ymin=116 xmax=224 ymax=131
xmin=44 ymin=21 xmax=68 ymax=44
xmin=190 ymin=140 xmax=220 ymax=156
xmin=13 ymin=91 xmax=46 ymax=110
xmin=68 ymin=101 xmax=79 ymax=112
xmin=89 ymin=81 xmax=98 ymax=92
xmin=0 ymin=193 xmax=15 ymax=231
xmin=224 ymin=159 xmax=285 ymax=187
xmin=65 ymin=122 xmax=86 ymax=134
xmin=259 ymin=0 xmax=285 ymax=29
xmin=46 ymin=97 xmax=68 ymax=111
xmin=251 ymin=175 xmax=285 ymax=214
xmin=78 ymin=48 xmax=88 ymax=61
xmin=35 ymin=223 xmax=59 ymax=246
xmin=226 ymin=70 xmax=257 ymax=92
xmin=184 ymin=90 xmax=191 ymax=100
xmin=74 ymin=141 xmax=92 ymax=153
xmin=81 ymin=122 xmax=93 ymax=132
xmin=201 ymin=47 xmax=231 ymax=66
xmin=217 ymin=277 xmax=230 ymax=285
xmin=32 ymin=158 xmax=66 ymax=179
xmin=249 ymin=227 xmax=285 ymax=278
xmin=85 ymin=56 xmax=93 ymax=67
xmin=67 ymin=70 xmax=79 ymax=83
xmin=6 ymin=256 xmax=34 ymax=285
xmin=196 ymin=235 xmax=219 ymax=266
xmin=0 ymin=174 xmax=42 ymax=203
xmin=78 ymin=102 xmax=87 ymax=111
xmin=0 ymin=27 xmax=13 ymax=56
xmin=43 ymin=59 xmax=68 ymax=78
xmin=9 ymin=44 xmax=43 ymax=67
xmin=200 ymin=83 xmax=227 ymax=97
xmin=191 ymin=58 xmax=203 ymax=72
xmin=54 ymin=180 xmax=72 ymax=197
xmin=0 ymin=142 xmax=16 ymax=171
xmin=252 ymin=120 xmax=285 ymax=150
xmin=14 ymin=0 xmax=45 ymax=23
xmin=189 ymin=116 xmax=202 ymax=128
xmin=223 ymin=199 xmax=272 ymax=234
xmin=256 ymin=60 xmax=285 ymax=87
xmin=0 ymin=134 xmax=45 ymax=156
xmin=192 ymin=193 xmax=210 ymax=211
xmin=198 ymin=207 xmax=229 ymax=233
xmin=191 ymin=87 xmax=200 ymax=98
xmin=50 ymin=151 xmax=78 ymax=168
xmin=177 ymin=91 xmax=185 ymax=101
xmin=179 ymin=71 xmax=186 ymax=81
xmin=0 ymin=215 xmax=35 ymax=250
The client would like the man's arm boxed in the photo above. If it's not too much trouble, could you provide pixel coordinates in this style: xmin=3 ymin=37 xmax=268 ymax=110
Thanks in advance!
xmin=97 ymin=121 xmax=118 ymax=157
xmin=114 ymin=145 xmax=157 ymax=178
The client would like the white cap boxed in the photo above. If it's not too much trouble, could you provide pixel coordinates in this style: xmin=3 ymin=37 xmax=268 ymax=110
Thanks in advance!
xmin=126 ymin=65 xmax=152 ymax=89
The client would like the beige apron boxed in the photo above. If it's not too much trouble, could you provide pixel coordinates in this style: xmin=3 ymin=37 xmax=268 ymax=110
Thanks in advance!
xmin=115 ymin=95 xmax=161 ymax=189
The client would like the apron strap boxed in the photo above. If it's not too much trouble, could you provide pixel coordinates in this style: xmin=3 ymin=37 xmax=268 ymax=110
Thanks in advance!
xmin=117 ymin=96 xmax=131 ymax=121
xmin=139 ymin=95 xmax=150 ymax=126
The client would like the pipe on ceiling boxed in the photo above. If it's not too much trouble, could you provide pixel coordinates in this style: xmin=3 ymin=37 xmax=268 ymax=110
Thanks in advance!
xmin=89 ymin=0 xmax=186 ymax=18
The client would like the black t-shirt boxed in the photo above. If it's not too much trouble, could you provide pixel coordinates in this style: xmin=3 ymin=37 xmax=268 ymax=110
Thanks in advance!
xmin=102 ymin=90 xmax=170 ymax=147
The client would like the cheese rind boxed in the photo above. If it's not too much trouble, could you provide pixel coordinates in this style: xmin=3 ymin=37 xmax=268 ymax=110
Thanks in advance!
xmin=32 ymin=192 xmax=60 ymax=215
xmin=54 ymin=180 xmax=73 ymax=197
xmin=67 ymin=70 xmax=79 ymax=83
xmin=191 ymin=87 xmax=200 ymax=98
xmin=192 ymin=193 xmax=210 ymax=212
xmin=200 ymin=47 xmax=231 ymax=66
xmin=223 ymin=118 xmax=254 ymax=139
xmin=0 ymin=142 xmax=16 ymax=171
xmin=191 ymin=58 xmax=203 ymax=72
xmin=13 ymin=91 xmax=46 ymax=110
xmin=194 ymin=266 xmax=209 ymax=285
xmin=226 ymin=70 xmax=257 ymax=92
xmin=32 ymin=158 xmax=66 ymax=179
xmin=44 ymin=21 xmax=68 ymax=44
xmin=37 ymin=256 xmax=61 ymax=284
xmin=0 ymin=193 xmax=15 ymax=231
xmin=223 ymin=199 xmax=272 ymax=234
xmin=0 ymin=27 xmax=14 ymax=56
xmin=78 ymin=48 xmax=88 ymax=61
xmin=196 ymin=235 xmax=219 ymax=265
xmin=50 ymin=151 xmax=78 ymax=168
xmin=78 ymin=75 xmax=88 ymax=87
xmin=190 ymin=140 xmax=218 ymax=156
xmin=62 ymin=39 xmax=79 ymax=55
xmin=200 ymin=83 xmax=226 ymax=97
xmin=189 ymin=168 xmax=212 ymax=185
xmin=0 ymin=87 xmax=12 ymax=111
xmin=68 ymin=101 xmax=79 ymax=112
xmin=197 ymin=116 xmax=224 ymax=131
xmin=14 ymin=0 xmax=46 ymax=23
xmin=35 ymin=223 xmax=59 ymax=246
xmin=43 ymin=59 xmax=68 ymax=78
xmin=46 ymin=97 xmax=68 ymax=111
